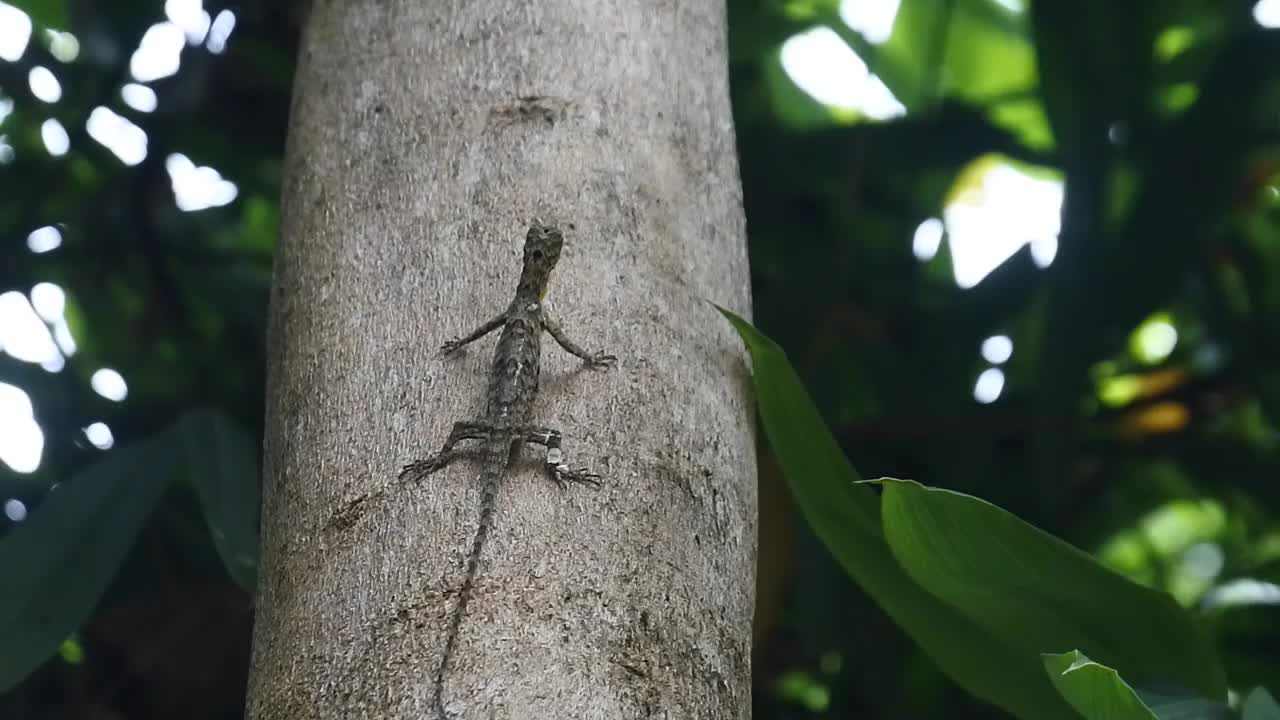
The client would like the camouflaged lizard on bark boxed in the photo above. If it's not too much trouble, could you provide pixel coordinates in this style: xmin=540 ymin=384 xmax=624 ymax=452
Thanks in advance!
xmin=400 ymin=222 xmax=614 ymax=718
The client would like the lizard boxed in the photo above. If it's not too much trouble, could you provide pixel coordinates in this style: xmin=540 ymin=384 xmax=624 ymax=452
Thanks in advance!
xmin=399 ymin=222 xmax=615 ymax=718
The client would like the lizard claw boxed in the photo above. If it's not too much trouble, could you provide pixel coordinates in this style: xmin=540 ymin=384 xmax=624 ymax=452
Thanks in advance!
xmin=441 ymin=339 xmax=464 ymax=355
xmin=399 ymin=455 xmax=449 ymax=482
xmin=551 ymin=465 xmax=602 ymax=488
xmin=586 ymin=352 xmax=616 ymax=369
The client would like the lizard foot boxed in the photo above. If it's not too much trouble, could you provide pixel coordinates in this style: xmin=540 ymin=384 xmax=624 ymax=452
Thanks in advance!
xmin=540 ymin=442 xmax=603 ymax=488
xmin=550 ymin=463 xmax=602 ymax=489
xmin=399 ymin=455 xmax=449 ymax=482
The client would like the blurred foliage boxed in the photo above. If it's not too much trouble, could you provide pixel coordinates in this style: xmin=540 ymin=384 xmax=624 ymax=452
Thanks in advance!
xmin=0 ymin=0 xmax=1277 ymax=718
xmin=726 ymin=306 xmax=1251 ymax=718
xmin=0 ymin=2 xmax=290 ymax=717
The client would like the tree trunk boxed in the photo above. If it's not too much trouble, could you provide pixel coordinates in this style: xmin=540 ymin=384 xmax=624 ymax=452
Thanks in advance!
xmin=246 ymin=2 xmax=755 ymax=719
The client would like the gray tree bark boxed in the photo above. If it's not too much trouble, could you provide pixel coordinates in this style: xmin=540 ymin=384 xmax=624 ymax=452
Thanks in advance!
xmin=246 ymin=2 xmax=755 ymax=719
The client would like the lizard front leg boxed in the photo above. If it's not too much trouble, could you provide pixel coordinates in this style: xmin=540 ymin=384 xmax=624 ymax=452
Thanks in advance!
xmin=442 ymin=313 xmax=507 ymax=354
xmin=541 ymin=312 xmax=616 ymax=368
xmin=524 ymin=427 xmax=602 ymax=488
xmin=400 ymin=420 xmax=494 ymax=482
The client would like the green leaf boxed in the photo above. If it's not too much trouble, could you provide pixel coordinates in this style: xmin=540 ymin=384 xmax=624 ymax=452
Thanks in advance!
xmin=1043 ymin=651 xmax=1157 ymax=720
xmin=764 ymin=45 xmax=844 ymax=129
xmin=717 ymin=306 xmax=1076 ymax=720
xmin=177 ymin=409 xmax=260 ymax=592
xmin=1042 ymin=654 xmax=1231 ymax=720
xmin=0 ymin=422 xmax=180 ymax=692
xmin=1243 ymin=687 xmax=1280 ymax=720
xmin=879 ymin=479 xmax=1227 ymax=699
xmin=875 ymin=0 xmax=1035 ymax=109
xmin=1134 ymin=688 xmax=1233 ymax=720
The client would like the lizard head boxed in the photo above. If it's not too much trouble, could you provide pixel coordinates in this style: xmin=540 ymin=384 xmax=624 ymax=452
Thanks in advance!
xmin=524 ymin=223 xmax=563 ymax=268
xmin=521 ymin=223 xmax=564 ymax=300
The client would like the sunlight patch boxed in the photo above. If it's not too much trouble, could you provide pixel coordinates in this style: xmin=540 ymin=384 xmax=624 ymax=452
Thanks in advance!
xmin=130 ymin=22 xmax=185 ymax=82
xmin=0 ymin=382 xmax=42 ymax=473
xmin=27 ymin=225 xmax=62 ymax=253
xmin=206 ymin=10 xmax=236 ymax=54
xmin=981 ymin=335 xmax=1013 ymax=365
xmin=944 ymin=156 xmax=1062 ymax=288
xmin=87 ymin=106 xmax=148 ymax=165
xmin=46 ymin=30 xmax=79 ymax=62
xmin=85 ymin=421 xmax=114 ymax=450
xmin=781 ymin=27 xmax=905 ymax=120
xmin=91 ymin=368 xmax=128 ymax=402
xmin=1255 ymin=0 xmax=1280 ymax=28
xmin=973 ymin=368 xmax=1005 ymax=404
xmin=0 ymin=2 xmax=32 ymax=62
xmin=912 ymin=218 xmax=943 ymax=260
xmin=0 ymin=291 xmax=59 ymax=365
xmin=1131 ymin=312 xmax=1178 ymax=365
xmin=122 ymin=83 xmax=158 ymax=113
xmin=839 ymin=0 xmax=900 ymax=44
xmin=41 ymin=118 xmax=69 ymax=156
xmin=29 ymin=66 xmax=61 ymax=103
xmin=167 ymin=153 xmax=238 ymax=211
xmin=165 ymin=0 xmax=211 ymax=45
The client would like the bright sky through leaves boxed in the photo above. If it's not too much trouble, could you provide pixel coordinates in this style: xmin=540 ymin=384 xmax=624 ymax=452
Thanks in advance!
xmin=0 ymin=1 xmax=241 ymax=484
xmin=167 ymin=153 xmax=239 ymax=211
xmin=3 ymin=497 xmax=27 ymax=521
xmin=944 ymin=162 xmax=1063 ymax=288
xmin=91 ymin=369 xmax=128 ymax=402
xmin=1255 ymin=0 xmax=1280 ymax=27
xmin=28 ymin=66 xmax=61 ymax=102
xmin=0 ymin=382 xmax=42 ymax=473
xmin=26 ymin=226 xmax=61 ymax=253
xmin=85 ymin=422 xmax=115 ymax=450
xmin=840 ymin=0 xmax=901 ymax=44
xmin=87 ymin=107 xmax=147 ymax=165
xmin=912 ymin=218 xmax=944 ymax=260
xmin=982 ymin=335 xmax=1013 ymax=365
xmin=122 ymin=84 xmax=158 ymax=113
xmin=781 ymin=27 xmax=906 ymax=120
xmin=207 ymin=10 xmax=235 ymax=53
xmin=781 ymin=1 xmax=1063 ymax=289
xmin=0 ymin=2 xmax=30 ymax=61
xmin=1131 ymin=313 xmax=1179 ymax=365
xmin=974 ymin=368 xmax=1006 ymax=404
xmin=40 ymin=119 xmax=68 ymax=156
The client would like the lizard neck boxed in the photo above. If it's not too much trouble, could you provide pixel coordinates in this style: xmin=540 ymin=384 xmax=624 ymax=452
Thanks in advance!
xmin=513 ymin=263 xmax=552 ymax=305
xmin=513 ymin=224 xmax=562 ymax=305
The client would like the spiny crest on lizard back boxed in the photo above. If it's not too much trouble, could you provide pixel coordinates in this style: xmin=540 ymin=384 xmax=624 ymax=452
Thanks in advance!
xmin=517 ymin=222 xmax=564 ymax=301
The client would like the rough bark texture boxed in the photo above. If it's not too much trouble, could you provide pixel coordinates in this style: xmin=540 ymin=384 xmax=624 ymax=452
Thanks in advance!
xmin=246 ymin=1 xmax=755 ymax=719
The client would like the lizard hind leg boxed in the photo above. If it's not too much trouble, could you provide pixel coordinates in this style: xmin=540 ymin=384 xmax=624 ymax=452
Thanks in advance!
xmin=400 ymin=421 xmax=494 ymax=483
xmin=524 ymin=427 xmax=603 ymax=489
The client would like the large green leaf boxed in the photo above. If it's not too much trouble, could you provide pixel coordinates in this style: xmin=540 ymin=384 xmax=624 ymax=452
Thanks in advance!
xmin=1043 ymin=651 xmax=1233 ymax=720
xmin=718 ymin=306 xmax=1076 ymax=720
xmin=1043 ymin=651 xmax=1157 ymax=720
xmin=1243 ymin=688 xmax=1280 ymax=720
xmin=178 ymin=409 xmax=260 ymax=592
xmin=0 ymin=419 xmax=180 ymax=692
xmin=880 ymin=479 xmax=1227 ymax=699
xmin=1135 ymin=688 xmax=1234 ymax=720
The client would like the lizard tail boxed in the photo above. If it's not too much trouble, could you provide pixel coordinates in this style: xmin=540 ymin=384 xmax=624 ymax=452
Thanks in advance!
xmin=434 ymin=464 xmax=502 ymax=718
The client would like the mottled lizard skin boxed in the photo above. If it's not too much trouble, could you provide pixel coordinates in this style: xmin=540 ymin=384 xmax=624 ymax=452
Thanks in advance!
xmin=399 ymin=223 xmax=614 ymax=718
